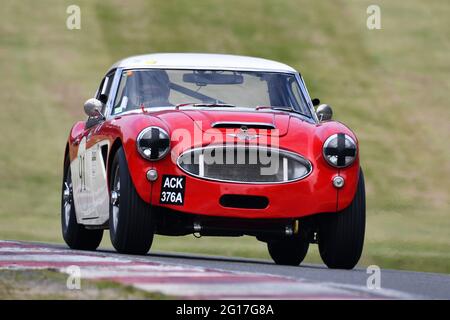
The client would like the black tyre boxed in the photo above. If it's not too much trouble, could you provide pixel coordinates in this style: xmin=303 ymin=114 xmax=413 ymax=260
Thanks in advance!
xmin=109 ymin=147 xmax=154 ymax=254
xmin=61 ymin=157 xmax=103 ymax=250
xmin=318 ymin=168 xmax=366 ymax=269
xmin=267 ymin=237 xmax=309 ymax=266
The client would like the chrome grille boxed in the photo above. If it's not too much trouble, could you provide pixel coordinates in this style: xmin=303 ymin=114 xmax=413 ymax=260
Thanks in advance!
xmin=177 ymin=145 xmax=312 ymax=184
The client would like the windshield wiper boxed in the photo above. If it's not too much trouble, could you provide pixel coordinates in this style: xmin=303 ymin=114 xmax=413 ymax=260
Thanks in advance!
xmin=255 ymin=106 xmax=307 ymax=116
xmin=176 ymin=103 xmax=237 ymax=109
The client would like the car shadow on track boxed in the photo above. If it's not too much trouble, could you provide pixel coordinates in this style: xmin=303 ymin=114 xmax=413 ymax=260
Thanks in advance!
xmin=143 ymin=251 xmax=331 ymax=271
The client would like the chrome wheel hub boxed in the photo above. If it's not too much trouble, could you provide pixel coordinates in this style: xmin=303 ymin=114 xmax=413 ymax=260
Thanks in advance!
xmin=111 ymin=168 xmax=120 ymax=231
xmin=111 ymin=191 xmax=120 ymax=206
xmin=63 ymin=181 xmax=72 ymax=228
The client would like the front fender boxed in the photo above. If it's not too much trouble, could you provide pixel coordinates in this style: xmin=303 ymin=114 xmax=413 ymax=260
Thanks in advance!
xmin=109 ymin=114 xmax=171 ymax=203
xmin=314 ymin=121 xmax=360 ymax=211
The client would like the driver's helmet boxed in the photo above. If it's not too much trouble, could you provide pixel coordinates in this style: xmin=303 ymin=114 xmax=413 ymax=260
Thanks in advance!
xmin=137 ymin=70 xmax=171 ymax=107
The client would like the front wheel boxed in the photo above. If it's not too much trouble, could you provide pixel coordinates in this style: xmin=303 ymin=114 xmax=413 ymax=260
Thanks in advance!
xmin=61 ymin=158 xmax=103 ymax=250
xmin=318 ymin=168 xmax=366 ymax=269
xmin=109 ymin=147 xmax=154 ymax=255
xmin=267 ymin=237 xmax=309 ymax=266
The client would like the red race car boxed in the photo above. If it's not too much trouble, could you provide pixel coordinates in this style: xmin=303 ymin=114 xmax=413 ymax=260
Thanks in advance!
xmin=61 ymin=53 xmax=365 ymax=269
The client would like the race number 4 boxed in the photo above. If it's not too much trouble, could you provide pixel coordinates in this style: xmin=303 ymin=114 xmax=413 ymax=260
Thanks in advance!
xmin=160 ymin=175 xmax=186 ymax=205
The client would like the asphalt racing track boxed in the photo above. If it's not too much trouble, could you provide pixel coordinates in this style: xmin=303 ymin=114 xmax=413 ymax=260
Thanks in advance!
xmin=0 ymin=240 xmax=449 ymax=299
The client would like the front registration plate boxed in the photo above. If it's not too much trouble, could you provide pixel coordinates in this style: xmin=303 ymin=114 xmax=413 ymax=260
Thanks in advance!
xmin=160 ymin=175 xmax=185 ymax=205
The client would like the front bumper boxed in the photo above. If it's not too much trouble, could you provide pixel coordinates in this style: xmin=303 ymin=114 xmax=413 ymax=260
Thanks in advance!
xmin=148 ymin=163 xmax=340 ymax=219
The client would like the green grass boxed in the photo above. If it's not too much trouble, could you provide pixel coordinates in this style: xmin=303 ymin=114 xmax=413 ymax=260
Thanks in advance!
xmin=0 ymin=269 xmax=170 ymax=299
xmin=0 ymin=0 xmax=449 ymax=273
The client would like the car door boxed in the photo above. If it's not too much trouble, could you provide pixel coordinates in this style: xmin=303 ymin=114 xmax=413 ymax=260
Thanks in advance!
xmin=71 ymin=129 xmax=91 ymax=221
xmin=82 ymin=70 xmax=117 ymax=225
xmin=71 ymin=71 xmax=116 ymax=225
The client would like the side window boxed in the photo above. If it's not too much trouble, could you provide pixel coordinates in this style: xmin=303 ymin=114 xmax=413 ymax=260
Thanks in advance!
xmin=290 ymin=79 xmax=311 ymax=117
xmin=86 ymin=71 xmax=115 ymax=127
xmin=112 ymin=71 xmax=129 ymax=115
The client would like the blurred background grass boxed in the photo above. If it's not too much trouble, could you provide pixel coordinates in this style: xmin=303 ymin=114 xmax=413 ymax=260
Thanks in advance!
xmin=0 ymin=0 xmax=449 ymax=273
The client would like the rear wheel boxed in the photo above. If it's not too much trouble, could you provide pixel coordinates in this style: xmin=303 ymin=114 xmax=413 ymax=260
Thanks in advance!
xmin=109 ymin=147 xmax=154 ymax=255
xmin=267 ymin=237 xmax=309 ymax=266
xmin=318 ymin=168 xmax=366 ymax=269
xmin=61 ymin=158 xmax=103 ymax=250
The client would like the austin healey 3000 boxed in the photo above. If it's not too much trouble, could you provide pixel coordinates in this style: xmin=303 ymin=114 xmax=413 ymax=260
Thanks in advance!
xmin=61 ymin=53 xmax=365 ymax=269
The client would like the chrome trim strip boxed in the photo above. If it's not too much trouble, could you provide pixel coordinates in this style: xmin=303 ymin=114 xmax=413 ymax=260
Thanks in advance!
xmin=176 ymin=145 xmax=313 ymax=184
xmin=106 ymin=67 xmax=123 ymax=120
xmin=211 ymin=121 xmax=276 ymax=129
xmin=198 ymin=153 xmax=205 ymax=177
xmin=283 ymin=157 xmax=288 ymax=182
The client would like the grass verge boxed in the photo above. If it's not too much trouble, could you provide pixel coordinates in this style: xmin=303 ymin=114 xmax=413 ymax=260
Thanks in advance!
xmin=0 ymin=269 xmax=170 ymax=299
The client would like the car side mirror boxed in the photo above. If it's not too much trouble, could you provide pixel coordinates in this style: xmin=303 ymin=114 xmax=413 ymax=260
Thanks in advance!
xmin=316 ymin=104 xmax=333 ymax=122
xmin=84 ymin=98 xmax=105 ymax=118
xmin=98 ymin=93 xmax=108 ymax=105
xmin=312 ymin=98 xmax=321 ymax=107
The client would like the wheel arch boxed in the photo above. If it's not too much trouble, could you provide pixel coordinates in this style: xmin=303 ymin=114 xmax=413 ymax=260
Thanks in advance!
xmin=64 ymin=142 xmax=70 ymax=165
xmin=63 ymin=142 xmax=72 ymax=178
xmin=107 ymin=138 xmax=124 ymax=191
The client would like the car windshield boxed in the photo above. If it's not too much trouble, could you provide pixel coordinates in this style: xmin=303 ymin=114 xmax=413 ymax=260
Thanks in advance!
xmin=112 ymin=69 xmax=312 ymax=117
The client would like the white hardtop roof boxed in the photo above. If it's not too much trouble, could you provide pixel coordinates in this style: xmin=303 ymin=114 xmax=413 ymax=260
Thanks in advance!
xmin=109 ymin=53 xmax=297 ymax=73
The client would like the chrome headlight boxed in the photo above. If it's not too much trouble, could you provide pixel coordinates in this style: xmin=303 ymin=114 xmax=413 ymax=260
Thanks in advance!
xmin=323 ymin=133 xmax=357 ymax=168
xmin=136 ymin=127 xmax=170 ymax=161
